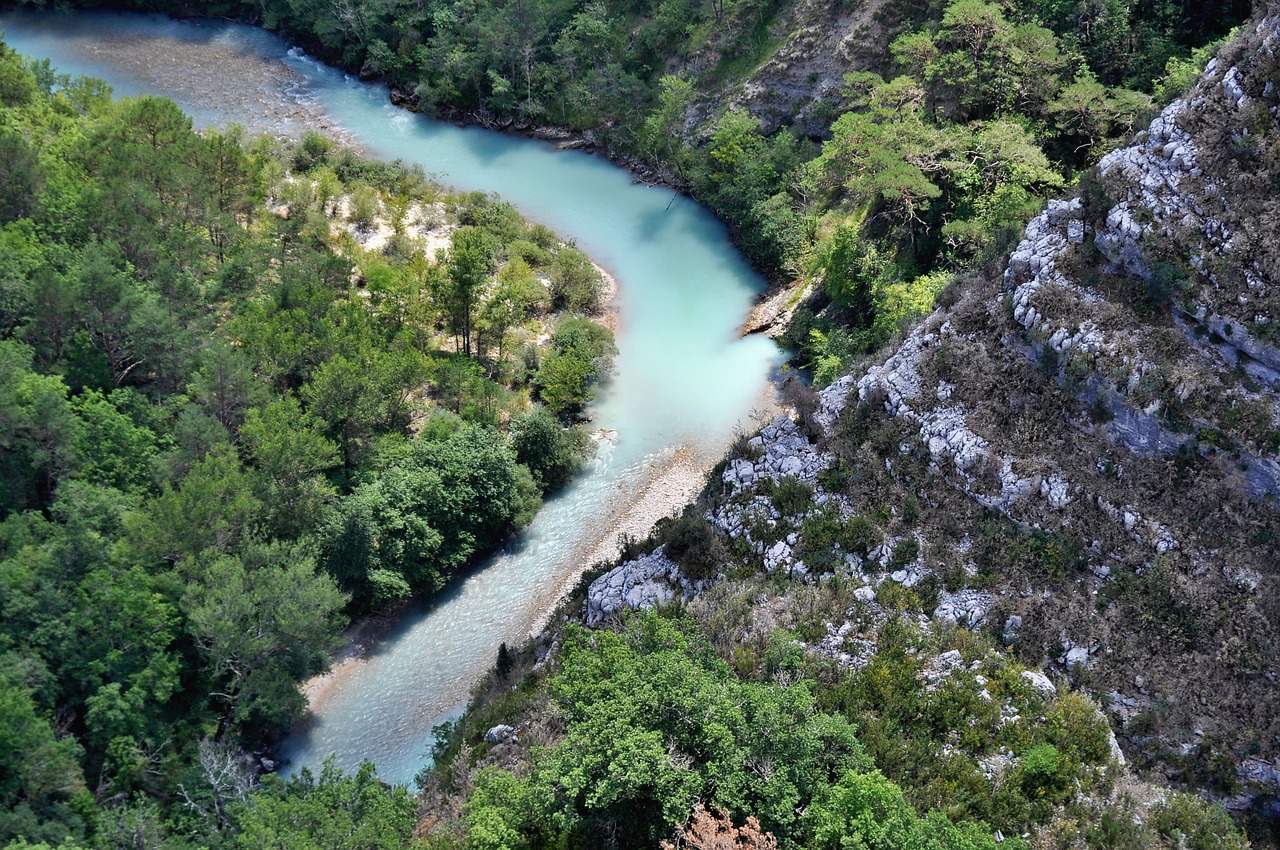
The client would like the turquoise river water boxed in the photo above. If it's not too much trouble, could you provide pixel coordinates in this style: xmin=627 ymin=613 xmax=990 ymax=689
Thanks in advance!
xmin=0 ymin=9 xmax=782 ymax=786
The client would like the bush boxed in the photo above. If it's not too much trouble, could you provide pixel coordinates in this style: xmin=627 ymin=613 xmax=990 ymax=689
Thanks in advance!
xmin=1019 ymin=743 xmax=1067 ymax=798
xmin=889 ymin=535 xmax=920 ymax=568
xmin=549 ymin=246 xmax=604 ymax=313
xmin=535 ymin=317 xmax=616 ymax=416
xmin=1150 ymin=793 xmax=1249 ymax=850
xmin=509 ymin=408 xmax=592 ymax=492
xmin=347 ymin=185 xmax=381 ymax=231
xmin=844 ymin=515 xmax=881 ymax=559
xmin=770 ymin=476 xmax=814 ymax=516
xmin=291 ymin=130 xmax=334 ymax=172
xmin=658 ymin=512 xmax=727 ymax=580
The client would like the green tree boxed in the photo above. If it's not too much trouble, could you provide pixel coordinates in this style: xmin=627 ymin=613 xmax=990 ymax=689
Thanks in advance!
xmin=302 ymin=352 xmax=393 ymax=472
xmin=231 ymin=759 xmax=416 ymax=850
xmin=131 ymin=447 xmax=262 ymax=563
xmin=70 ymin=242 xmax=184 ymax=390
xmin=549 ymin=246 xmax=604 ymax=314
xmin=0 ymin=341 xmax=78 ymax=513
xmin=240 ymin=396 xmax=340 ymax=537
xmin=321 ymin=425 xmax=537 ymax=608
xmin=476 ymin=255 xmax=544 ymax=370
xmin=639 ymin=74 xmax=694 ymax=169
xmin=68 ymin=390 xmax=157 ymax=495
xmin=61 ymin=566 xmax=182 ymax=764
xmin=0 ymin=129 xmax=42 ymax=225
xmin=440 ymin=226 xmax=497 ymax=357
xmin=510 ymin=408 xmax=592 ymax=492
xmin=804 ymin=769 xmax=1004 ymax=850
xmin=188 ymin=339 xmax=267 ymax=431
xmin=0 ymin=672 xmax=87 ymax=847
xmin=535 ymin=317 xmax=615 ymax=416
xmin=183 ymin=539 xmax=345 ymax=736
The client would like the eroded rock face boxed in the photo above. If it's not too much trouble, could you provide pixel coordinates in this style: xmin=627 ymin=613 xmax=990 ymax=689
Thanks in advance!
xmin=933 ymin=589 xmax=995 ymax=628
xmin=572 ymin=15 xmax=1280 ymax=809
xmin=1096 ymin=100 xmax=1207 ymax=282
xmin=707 ymin=415 xmax=839 ymax=578
xmin=584 ymin=550 xmax=705 ymax=626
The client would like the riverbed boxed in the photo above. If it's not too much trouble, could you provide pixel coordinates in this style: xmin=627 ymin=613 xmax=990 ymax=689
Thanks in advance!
xmin=0 ymin=9 xmax=783 ymax=786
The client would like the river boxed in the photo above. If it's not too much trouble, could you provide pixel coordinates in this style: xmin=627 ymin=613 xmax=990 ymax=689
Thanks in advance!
xmin=0 ymin=9 xmax=782 ymax=786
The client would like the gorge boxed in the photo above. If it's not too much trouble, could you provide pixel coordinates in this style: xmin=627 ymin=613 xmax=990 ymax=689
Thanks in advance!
xmin=0 ymin=7 xmax=782 ymax=785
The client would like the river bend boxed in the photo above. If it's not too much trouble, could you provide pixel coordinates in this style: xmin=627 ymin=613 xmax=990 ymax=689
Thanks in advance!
xmin=0 ymin=9 xmax=781 ymax=786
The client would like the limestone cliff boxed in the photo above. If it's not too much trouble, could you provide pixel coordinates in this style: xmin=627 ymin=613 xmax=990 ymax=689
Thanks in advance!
xmin=806 ymin=14 xmax=1280 ymax=808
xmin=602 ymin=13 xmax=1280 ymax=814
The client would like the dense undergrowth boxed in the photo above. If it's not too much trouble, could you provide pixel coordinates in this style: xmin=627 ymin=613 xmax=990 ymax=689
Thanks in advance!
xmin=422 ymin=584 xmax=1248 ymax=849
xmin=0 ymin=41 xmax=615 ymax=847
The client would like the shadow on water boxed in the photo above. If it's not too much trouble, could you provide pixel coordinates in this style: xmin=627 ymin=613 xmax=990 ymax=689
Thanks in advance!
xmin=632 ymin=201 xmax=679 ymax=243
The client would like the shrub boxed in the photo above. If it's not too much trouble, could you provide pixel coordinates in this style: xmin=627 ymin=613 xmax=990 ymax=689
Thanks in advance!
xmin=770 ymin=476 xmax=814 ymax=517
xmin=549 ymin=246 xmax=604 ymax=313
xmin=1150 ymin=793 xmax=1249 ymax=850
xmin=347 ymin=185 xmax=381 ymax=231
xmin=888 ymin=535 xmax=920 ymax=568
xmin=292 ymin=130 xmax=334 ymax=172
xmin=658 ymin=512 xmax=728 ymax=581
xmin=1019 ymin=743 xmax=1067 ymax=798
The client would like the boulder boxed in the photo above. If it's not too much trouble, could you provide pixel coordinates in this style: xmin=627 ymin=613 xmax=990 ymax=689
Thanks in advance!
xmin=1021 ymin=670 xmax=1057 ymax=697
xmin=584 ymin=550 xmax=702 ymax=626
xmin=485 ymin=724 xmax=516 ymax=744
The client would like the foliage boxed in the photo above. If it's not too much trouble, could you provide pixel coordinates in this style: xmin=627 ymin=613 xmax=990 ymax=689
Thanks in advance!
xmin=464 ymin=613 xmax=870 ymax=848
xmin=321 ymin=426 xmax=541 ymax=609
xmin=0 ymin=46 xmax=601 ymax=846
xmin=0 ymin=0 xmax=1258 ymax=844
xmin=535 ymin=316 xmax=616 ymax=416
xmin=230 ymin=759 xmax=417 ymax=850
xmin=509 ymin=408 xmax=593 ymax=492
xmin=804 ymin=769 xmax=1006 ymax=850
xmin=654 ymin=510 xmax=728 ymax=580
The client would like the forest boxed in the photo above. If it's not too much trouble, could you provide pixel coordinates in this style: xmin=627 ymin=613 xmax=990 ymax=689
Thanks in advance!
xmin=0 ymin=37 xmax=617 ymax=847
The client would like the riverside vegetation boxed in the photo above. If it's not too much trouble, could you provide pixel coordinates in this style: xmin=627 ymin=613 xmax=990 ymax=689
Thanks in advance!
xmin=0 ymin=39 xmax=617 ymax=847
xmin=1 ymin=0 xmax=1276 ymax=848
xmin=55 ymin=0 xmax=1248 ymax=374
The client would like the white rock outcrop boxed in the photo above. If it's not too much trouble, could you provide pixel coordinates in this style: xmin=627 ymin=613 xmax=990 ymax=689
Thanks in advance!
xmin=1021 ymin=670 xmax=1057 ymax=697
xmin=584 ymin=550 xmax=703 ymax=626
xmin=933 ymin=589 xmax=995 ymax=628
xmin=722 ymin=414 xmax=831 ymax=491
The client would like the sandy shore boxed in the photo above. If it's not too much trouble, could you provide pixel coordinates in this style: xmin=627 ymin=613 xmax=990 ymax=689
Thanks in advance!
xmin=591 ymin=263 xmax=622 ymax=336
xmin=300 ymin=599 xmax=414 ymax=706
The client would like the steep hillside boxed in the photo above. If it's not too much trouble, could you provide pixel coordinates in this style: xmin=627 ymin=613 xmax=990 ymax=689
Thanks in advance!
xmin=728 ymin=9 xmax=1280 ymax=810
xmin=676 ymin=0 xmax=893 ymax=137
xmin=421 ymin=12 xmax=1280 ymax=847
